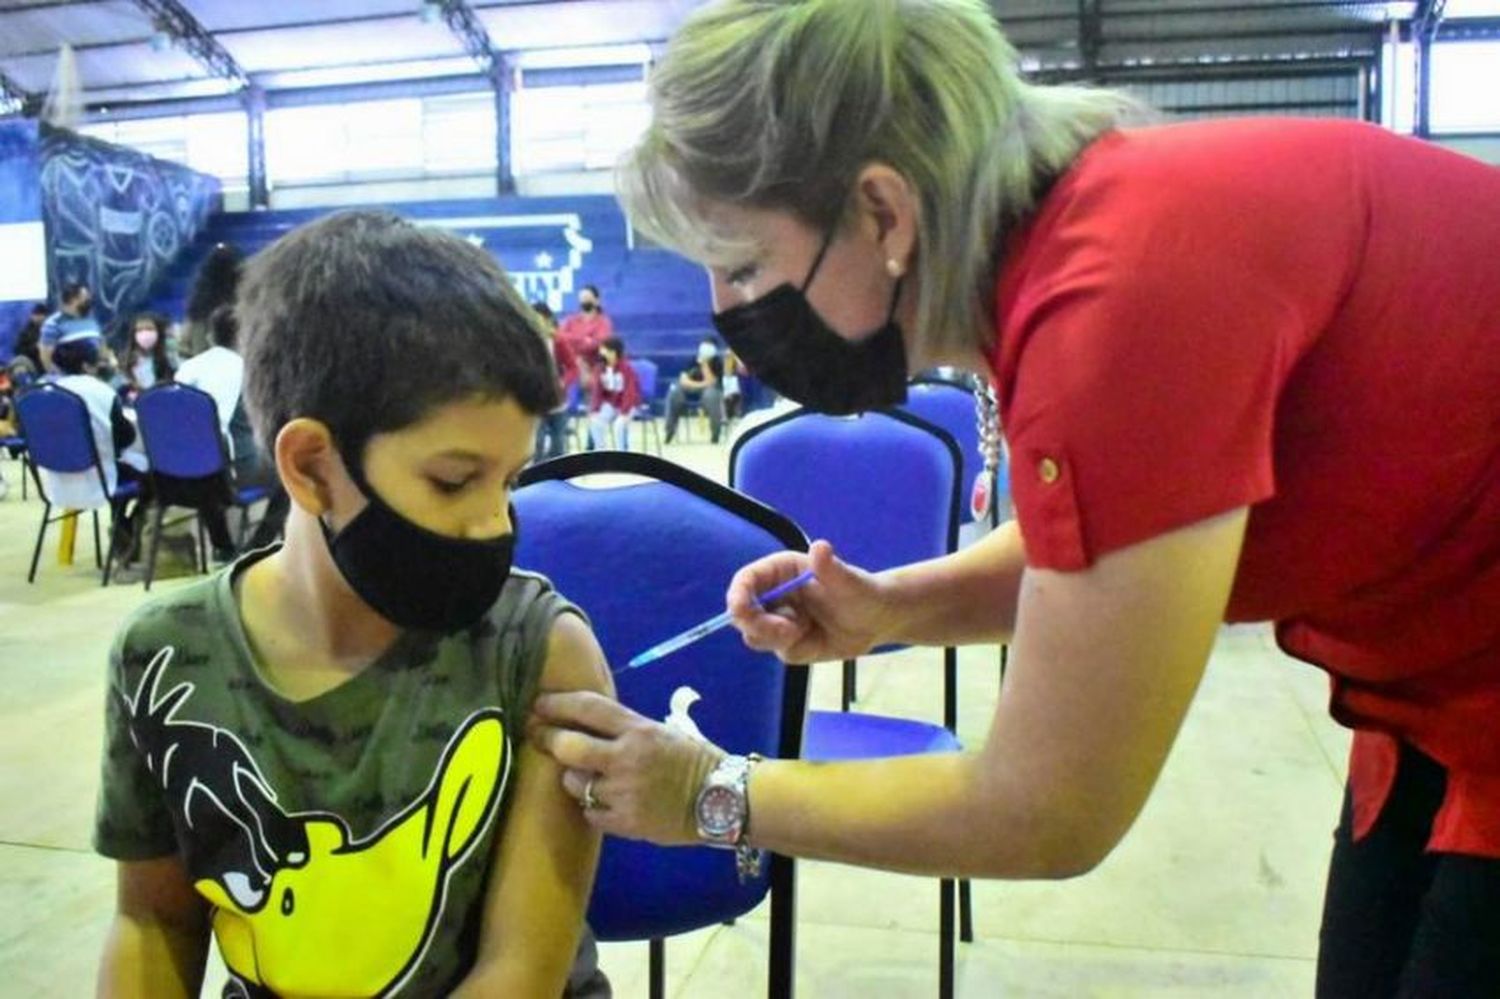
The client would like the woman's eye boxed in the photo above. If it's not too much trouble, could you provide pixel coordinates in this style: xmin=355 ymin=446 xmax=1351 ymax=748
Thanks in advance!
xmin=726 ymin=264 xmax=758 ymax=287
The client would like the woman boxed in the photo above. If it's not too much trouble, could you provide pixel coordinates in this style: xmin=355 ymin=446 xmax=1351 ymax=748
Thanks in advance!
xmin=120 ymin=312 xmax=175 ymax=401
xmin=530 ymin=0 xmax=1500 ymax=994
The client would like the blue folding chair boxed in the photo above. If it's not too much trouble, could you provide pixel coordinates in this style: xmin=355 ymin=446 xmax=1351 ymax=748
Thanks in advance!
xmin=901 ymin=376 xmax=1010 ymax=530
xmin=516 ymin=451 xmax=808 ymax=999
xmin=629 ymin=358 xmax=664 ymax=456
xmin=134 ymin=383 xmax=269 ymax=590
xmin=14 ymin=383 xmax=141 ymax=585
xmin=729 ymin=407 xmax=972 ymax=999
xmin=902 ymin=377 xmax=1014 ymax=687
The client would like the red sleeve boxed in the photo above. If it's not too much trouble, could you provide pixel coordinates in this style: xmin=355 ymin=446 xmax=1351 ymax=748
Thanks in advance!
xmin=994 ymin=153 xmax=1355 ymax=570
xmin=620 ymin=361 xmax=642 ymax=413
xmin=553 ymin=338 xmax=578 ymax=389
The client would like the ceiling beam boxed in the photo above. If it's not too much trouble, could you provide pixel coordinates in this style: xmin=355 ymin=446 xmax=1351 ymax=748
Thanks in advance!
xmin=128 ymin=0 xmax=249 ymax=90
xmin=437 ymin=0 xmax=507 ymax=87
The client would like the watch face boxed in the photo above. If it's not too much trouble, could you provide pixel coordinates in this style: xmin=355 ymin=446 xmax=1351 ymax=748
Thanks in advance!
xmin=697 ymin=785 xmax=741 ymax=836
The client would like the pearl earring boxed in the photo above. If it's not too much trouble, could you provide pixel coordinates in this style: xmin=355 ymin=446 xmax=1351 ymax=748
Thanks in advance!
xmin=886 ymin=258 xmax=904 ymax=278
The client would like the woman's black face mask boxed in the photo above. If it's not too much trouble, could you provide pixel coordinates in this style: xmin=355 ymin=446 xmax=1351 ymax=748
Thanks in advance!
xmin=711 ymin=227 xmax=908 ymax=416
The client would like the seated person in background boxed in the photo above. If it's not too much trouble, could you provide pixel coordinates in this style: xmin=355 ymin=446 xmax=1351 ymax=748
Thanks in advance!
xmin=178 ymin=306 xmax=290 ymax=564
xmin=664 ymin=336 xmax=726 ymax=444
xmin=13 ymin=303 xmax=48 ymax=374
xmin=44 ymin=339 xmax=148 ymax=558
xmin=587 ymin=335 xmax=641 ymax=450
xmin=92 ymin=209 xmax=613 ymax=999
xmin=555 ymin=284 xmax=613 ymax=388
xmin=39 ymin=282 xmax=103 ymax=373
xmin=531 ymin=301 xmax=576 ymax=462
xmin=722 ymin=349 xmax=744 ymax=420
xmin=121 ymin=313 xmax=176 ymax=402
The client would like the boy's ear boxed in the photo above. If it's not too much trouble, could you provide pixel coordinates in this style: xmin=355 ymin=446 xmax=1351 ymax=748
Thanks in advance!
xmin=273 ymin=419 xmax=342 ymax=516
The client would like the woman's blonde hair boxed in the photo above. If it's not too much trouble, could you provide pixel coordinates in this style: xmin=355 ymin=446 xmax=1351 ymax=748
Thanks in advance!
xmin=618 ymin=0 xmax=1144 ymax=354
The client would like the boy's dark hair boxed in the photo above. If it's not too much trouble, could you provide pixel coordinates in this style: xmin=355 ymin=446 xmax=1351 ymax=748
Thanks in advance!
xmin=602 ymin=335 xmax=625 ymax=357
xmin=29 ymin=303 xmax=48 ymax=318
xmin=208 ymin=305 xmax=238 ymax=350
xmin=61 ymin=283 xmax=88 ymax=305
xmin=52 ymin=338 xmax=98 ymax=375
xmin=238 ymin=210 xmax=558 ymax=469
xmin=531 ymin=301 xmax=556 ymax=324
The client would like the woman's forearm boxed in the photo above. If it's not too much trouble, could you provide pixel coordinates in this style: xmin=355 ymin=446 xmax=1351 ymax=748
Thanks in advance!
xmin=745 ymin=750 xmax=1081 ymax=880
xmin=879 ymin=520 xmax=1025 ymax=648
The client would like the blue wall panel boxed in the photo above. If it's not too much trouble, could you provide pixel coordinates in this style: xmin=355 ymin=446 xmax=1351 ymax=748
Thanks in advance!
xmin=38 ymin=123 xmax=221 ymax=342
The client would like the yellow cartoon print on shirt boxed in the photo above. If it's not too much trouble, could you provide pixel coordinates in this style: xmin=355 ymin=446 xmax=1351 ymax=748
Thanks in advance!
xmin=123 ymin=648 xmax=507 ymax=998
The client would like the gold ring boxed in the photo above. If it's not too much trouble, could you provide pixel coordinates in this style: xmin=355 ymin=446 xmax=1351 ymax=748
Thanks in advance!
xmin=582 ymin=775 xmax=601 ymax=811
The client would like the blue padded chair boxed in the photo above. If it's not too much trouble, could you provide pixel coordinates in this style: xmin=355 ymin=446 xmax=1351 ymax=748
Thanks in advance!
xmin=628 ymin=357 xmax=664 ymax=456
xmin=515 ymin=450 xmax=809 ymax=999
xmin=14 ymin=383 xmax=141 ymax=585
xmin=134 ymin=383 xmax=269 ymax=590
xmin=902 ymin=377 xmax=1013 ymax=686
xmin=901 ymin=376 xmax=1010 ymax=530
xmin=729 ymin=407 xmax=972 ymax=999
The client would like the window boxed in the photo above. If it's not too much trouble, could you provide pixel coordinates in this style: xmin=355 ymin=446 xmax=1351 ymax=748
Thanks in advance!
xmin=511 ymin=80 xmax=651 ymax=176
xmin=1431 ymin=41 xmax=1500 ymax=132
xmin=78 ymin=112 xmax=249 ymax=190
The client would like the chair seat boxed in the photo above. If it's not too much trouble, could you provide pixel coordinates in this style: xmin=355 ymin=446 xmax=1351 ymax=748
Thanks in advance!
xmin=235 ymin=485 xmax=270 ymax=505
xmin=110 ymin=480 xmax=141 ymax=501
xmin=803 ymin=710 xmax=962 ymax=762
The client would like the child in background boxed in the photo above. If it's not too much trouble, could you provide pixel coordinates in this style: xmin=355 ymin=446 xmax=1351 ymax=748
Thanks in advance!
xmin=93 ymin=210 xmax=613 ymax=998
xmin=587 ymin=335 xmax=641 ymax=450
xmin=121 ymin=313 xmax=176 ymax=401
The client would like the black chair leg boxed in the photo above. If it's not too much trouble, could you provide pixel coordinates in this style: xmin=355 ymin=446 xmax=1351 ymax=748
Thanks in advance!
xmin=769 ymin=852 xmax=797 ymax=999
xmin=841 ymin=658 xmax=857 ymax=711
xmin=939 ymin=878 xmax=956 ymax=999
xmin=91 ymin=510 xmax=102 ymax=569
xmin=999 ymin=643 xmax=1008 ymax=686
xmin=944 ymin=646 xmax=958 ymax=732
xmin=959 ymin=878 xmax=974 ymax=943
xmin=27 ymin=503 xmax=51 ymax=583
xmin=649 ymin=938 xmax=666 ymax=999
xmin=144 ymin=504 xmax=166 ymax=592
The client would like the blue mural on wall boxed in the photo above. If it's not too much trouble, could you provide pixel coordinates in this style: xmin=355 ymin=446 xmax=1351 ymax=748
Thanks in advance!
xmin=38 ymin=123 xmax=220 ymax=341
xmin=0 ymin=119 xmax=44 ymax=361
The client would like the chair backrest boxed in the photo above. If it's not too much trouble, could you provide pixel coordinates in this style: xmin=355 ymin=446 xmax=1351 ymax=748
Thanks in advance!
xmin=135 ymin=383 xmax=230 ymax=479
xmin=729 ymin=408 xmax=962 ymax=574
xmin=900 ymin=379 xmax=986 ymax=524
xmin=15 ymin=383 xmax=101 ymax=476
xmin=631 ymin=357 xmax=659 ymax=406
xmin=515 ymin=451 xmax=809 ymax=941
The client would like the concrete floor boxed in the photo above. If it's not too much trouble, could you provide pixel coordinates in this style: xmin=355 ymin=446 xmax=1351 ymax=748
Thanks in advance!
xmin=0 ymin=438 xmax=1348 ymax=997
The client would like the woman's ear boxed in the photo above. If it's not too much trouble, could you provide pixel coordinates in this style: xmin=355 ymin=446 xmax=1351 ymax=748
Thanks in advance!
xmin=273 ymin=419 xmax=343 ymax=518
xmin=853 ymin=163 xmax=920 ymax=277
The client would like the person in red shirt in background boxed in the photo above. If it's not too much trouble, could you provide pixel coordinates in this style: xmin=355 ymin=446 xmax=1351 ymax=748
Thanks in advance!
xmin=528 ymin=1 xmax=1500 ymax=996
xmin=556 ymin=284 xmax=613 ymax=387
xmin=586 ymin=336 xmax=640 ymax=451
xmin=531 ymin=302 xmax=577 ymax=461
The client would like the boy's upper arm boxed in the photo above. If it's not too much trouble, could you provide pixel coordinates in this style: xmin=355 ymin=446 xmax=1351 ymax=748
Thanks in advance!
xmin=463 ymin=613 xmax=612 ymax=990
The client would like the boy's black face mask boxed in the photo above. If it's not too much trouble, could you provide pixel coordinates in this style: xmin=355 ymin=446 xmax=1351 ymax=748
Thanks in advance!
xmin=711 ymin=227 xmax=908 ymax=416
xmin=320 ymin=466 xmax=514 ymax=635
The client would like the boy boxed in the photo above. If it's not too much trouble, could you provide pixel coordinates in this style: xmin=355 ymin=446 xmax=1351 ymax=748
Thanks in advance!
xmin=93 ymin=211 xmax=613 ymax=997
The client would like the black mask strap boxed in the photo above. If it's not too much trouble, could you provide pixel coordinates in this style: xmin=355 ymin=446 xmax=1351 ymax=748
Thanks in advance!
xmin=800 ymin=223 xmax=840 ymax=295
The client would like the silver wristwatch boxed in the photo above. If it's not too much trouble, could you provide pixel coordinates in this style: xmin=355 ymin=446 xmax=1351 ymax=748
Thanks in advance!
xmin=694 ymin=753 xmax=766 ymax=882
